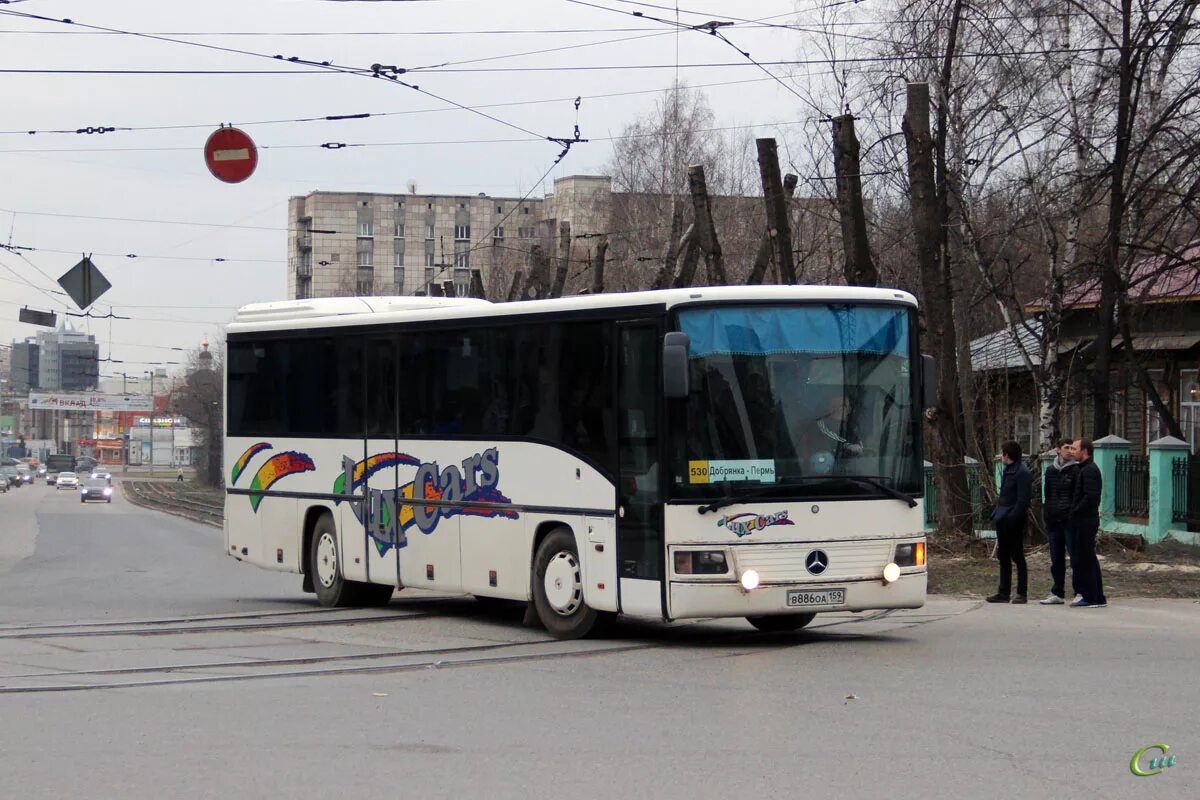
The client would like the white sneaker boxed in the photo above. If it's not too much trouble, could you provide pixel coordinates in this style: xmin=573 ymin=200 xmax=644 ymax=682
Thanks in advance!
xmin=1039 ymin=594 xmax=1065 ymax=605
xmin=1073 ymin=594 xmax=1083 ymax=603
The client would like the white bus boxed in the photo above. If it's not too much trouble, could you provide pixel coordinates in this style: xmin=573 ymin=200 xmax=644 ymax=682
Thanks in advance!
xmin=224 ymin=286 xmax=931 ymax=639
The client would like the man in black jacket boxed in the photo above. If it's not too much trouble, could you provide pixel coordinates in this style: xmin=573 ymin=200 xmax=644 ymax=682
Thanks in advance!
xmin=988 ymin=440 xmax=1033 ymax=604
xmin=1069 ymin=438 xmax=1106 ymax=607
xmin=1039 ymin=438 xmax=1078 ymax=605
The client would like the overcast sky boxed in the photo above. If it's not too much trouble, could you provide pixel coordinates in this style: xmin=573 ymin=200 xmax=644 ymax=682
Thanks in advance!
xmin=0 ymin=0 xmax=835 ymax=385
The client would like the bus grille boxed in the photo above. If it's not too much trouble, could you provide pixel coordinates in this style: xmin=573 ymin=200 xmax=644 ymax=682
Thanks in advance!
xmin=733 ymin=540 xmax=892 ymax=583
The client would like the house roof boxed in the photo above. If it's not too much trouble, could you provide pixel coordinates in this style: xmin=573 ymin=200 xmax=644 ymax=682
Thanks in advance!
xmin=969 ymin=321 xmax=1043 ymax=372
xmin=1027 ymin=244 xmax=1200 ymax=312
xmin=970 ymin=323 xmax=1199 ymax=373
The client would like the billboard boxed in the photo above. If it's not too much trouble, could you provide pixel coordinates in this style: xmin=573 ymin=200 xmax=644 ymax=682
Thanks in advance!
xmin=29 ymin=392 xmax=154 ymax=412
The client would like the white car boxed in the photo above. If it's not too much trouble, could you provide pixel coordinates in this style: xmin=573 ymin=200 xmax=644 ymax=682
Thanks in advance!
xmin=55 ymin=471 xmax=79 ymax=490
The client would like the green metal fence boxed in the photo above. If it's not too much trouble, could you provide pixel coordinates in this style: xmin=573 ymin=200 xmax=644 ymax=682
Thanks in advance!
xmin=924 ymin=463 xmax=989 ymax=528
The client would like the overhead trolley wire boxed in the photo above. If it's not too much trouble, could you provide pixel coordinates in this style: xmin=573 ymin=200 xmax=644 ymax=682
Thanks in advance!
xmin=0 ymin=8 xmax=573 ymax=148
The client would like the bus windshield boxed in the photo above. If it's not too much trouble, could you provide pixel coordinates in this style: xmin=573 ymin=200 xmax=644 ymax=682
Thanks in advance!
xmin=669 ymin=303 xmax=920 ymax=501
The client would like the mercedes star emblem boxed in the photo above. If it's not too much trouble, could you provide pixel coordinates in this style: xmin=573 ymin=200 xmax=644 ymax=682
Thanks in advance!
xmin=805 ymin=549 xmax=829 ymax=575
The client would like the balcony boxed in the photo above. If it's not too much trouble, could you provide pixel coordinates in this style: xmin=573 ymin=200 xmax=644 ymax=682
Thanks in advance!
xmin=296 ymin=260 xmax=312 ymax=277
xmin=295 ymin=230 xmax=313 ymax=250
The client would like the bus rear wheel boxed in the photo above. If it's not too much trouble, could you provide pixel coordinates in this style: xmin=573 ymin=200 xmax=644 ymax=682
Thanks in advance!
xmin=309 ymin=514 xmax=393 ymax=608
xmin=531 ymin=527 xmax=599 ymax=640
xmin=746 ymin=613 xmax=816 ymax=633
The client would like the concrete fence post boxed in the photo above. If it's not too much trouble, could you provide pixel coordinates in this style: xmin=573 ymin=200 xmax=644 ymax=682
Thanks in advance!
xmin=1092 ymin=435 xmax=1131 ymax=529
xmin=1148 ymin=436 xmax=1190 ymax=544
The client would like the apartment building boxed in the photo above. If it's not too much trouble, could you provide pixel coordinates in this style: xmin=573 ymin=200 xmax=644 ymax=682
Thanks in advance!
xmin=287 ymin=174 xmax=840 ymax=300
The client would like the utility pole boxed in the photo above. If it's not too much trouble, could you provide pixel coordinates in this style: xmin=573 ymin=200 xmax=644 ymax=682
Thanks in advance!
xmin=831 ymin=114 xmax=879 ymax=287
xmin=756 ymin=138 xmax=797 ymax=284
xmin=146 ymin=370 xmax=155 ymax=478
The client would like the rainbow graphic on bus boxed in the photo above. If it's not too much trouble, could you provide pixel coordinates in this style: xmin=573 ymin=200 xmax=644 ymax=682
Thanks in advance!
xmin=342 ymin=448 xmax=519 ymax=556
xmin=332 ymin=451 xmax=421 ymax=497
xmin=249 ymin=451 xmax=316 ymax=512
xmin=231 ymin=442 xmax=272 ymax=485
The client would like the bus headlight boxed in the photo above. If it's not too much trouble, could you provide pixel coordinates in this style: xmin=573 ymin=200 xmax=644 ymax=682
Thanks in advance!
xmin=894 ymin=542 xmax=926 ymax=567
xmin=739 ymin=569 xmax=760 ymax=591
xmin=882 ymin=563 xmax=901 ymax=584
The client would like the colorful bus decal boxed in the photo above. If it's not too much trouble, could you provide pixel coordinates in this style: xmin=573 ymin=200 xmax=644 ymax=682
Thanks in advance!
xmin=231 ymin=442 xmax=272 ymax=485
xmin=331 ymin=451 xmax=421 ymax=496
xmin=248 ymin=451 xmax=316 ymax=512
xmin=341 ymin=447 xmax=519 ymax=556
xmin=716 ymin=510 xmax=794 ymax=538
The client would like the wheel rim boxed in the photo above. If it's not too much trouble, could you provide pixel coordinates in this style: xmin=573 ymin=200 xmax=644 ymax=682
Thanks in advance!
xmin=543 ymin=551 xmax=582 ymax=616
xmin=315 ymin=532 xmax=338 ymax=589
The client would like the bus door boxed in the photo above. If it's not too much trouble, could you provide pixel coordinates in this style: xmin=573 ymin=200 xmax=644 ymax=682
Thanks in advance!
xmin=616 ymin=321 xmax=665 ymax=617
xmin=364 ymin=334 xmax=401 ymax=588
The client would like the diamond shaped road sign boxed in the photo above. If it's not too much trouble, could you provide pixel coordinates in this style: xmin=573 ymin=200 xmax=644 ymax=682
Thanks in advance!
xmin=57 ymin=256 xmax=112 ymax=310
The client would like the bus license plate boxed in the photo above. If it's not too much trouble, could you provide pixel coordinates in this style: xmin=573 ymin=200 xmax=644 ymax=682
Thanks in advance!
xmin=787 ymin=588 xmax=844 ymax=607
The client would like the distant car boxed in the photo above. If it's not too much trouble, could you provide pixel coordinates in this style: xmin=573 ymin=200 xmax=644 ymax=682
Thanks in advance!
xmin=36 ymin=465 xmax=47 ymax=477
xmin=79 ymin=477 xmax=113 ymax=503
xmin=75 ymin=458 xmax=98 ymax=473
xmin=15 ymin=465 xmax=33 ymax=485
xmin=90 ymin=469 xmax=113 ymax=484
xmin=0 ymin=466 xmax=21 ymax=488
xmin=55 ymin=471 xmax=79 ymax=491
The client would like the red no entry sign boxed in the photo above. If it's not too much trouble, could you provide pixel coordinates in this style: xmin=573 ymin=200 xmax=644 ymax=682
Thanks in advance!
xmin=204 ymin=127 xmax=258 ymax=184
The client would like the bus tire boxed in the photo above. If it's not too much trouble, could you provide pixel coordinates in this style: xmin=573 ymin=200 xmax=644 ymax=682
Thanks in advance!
xmin=309 ymin=514 xmax=394 ymax=607
xmin=310 ymin=513 xmax=355 ymax=607
xmin=531 ymin=527 xmax=599 ymax=640
xmin=746 ymin=613 xmax=816 ymax=633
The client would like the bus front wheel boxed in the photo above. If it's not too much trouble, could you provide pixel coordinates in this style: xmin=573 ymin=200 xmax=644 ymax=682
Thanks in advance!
xmin=309 ymin=514 xmax=393 ymax=607
xmin=531 ymin=527 xmax=599 ymax=640
xmin=746 ymin=613 xmax=816 ymax=633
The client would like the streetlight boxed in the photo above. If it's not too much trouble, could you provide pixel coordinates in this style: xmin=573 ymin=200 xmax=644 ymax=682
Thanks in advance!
xmin=145 ymin=370 xmax=155 ymax=478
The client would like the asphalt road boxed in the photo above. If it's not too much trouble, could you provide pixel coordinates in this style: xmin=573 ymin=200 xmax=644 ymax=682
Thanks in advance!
xmin=0 ymin=480 xmax=1196 ymax=799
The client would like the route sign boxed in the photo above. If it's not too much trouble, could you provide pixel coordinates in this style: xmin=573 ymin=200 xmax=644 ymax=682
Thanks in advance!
xmin=57 ymin=256 xmax=111 ymax=310
xmin=204 ymin=127 xmax=258 ymax=184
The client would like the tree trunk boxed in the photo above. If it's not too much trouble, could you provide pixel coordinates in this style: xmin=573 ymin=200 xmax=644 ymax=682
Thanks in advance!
xmin=653 ymin=199 xmax=685 ymax=290
xmin=687 ymin=164 xmax=728 ymax=286
xmin=747 ymin=173 xmax=798 ymax=284
xmin=522 ymin=244 xmax=552 ymax=300
xmin=673 ymin=226 xmax=701 ymax=289
xmin=506 ymin=270 xmax=525 ymax=302
xmin=1092 ymin=0 xmax=1133 ymax=439
xmin=831 ymin=114 xmax=878 ymax=287
xmin=550 ymin=221 xmax=570 ymax=298
xmin=903 ymin=82 xmax=973 ymax=537
xmin=756 ymin=138 xmax=797 ymax=284
xmin=592 ymin=237 xmax=608 ymax=296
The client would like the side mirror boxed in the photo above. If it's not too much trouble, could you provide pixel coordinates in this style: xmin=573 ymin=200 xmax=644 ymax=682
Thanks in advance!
xmin=921 ymin=354 xmax=937 ymax=409
xmin=663 ymin=332 xmax=690 ymax=399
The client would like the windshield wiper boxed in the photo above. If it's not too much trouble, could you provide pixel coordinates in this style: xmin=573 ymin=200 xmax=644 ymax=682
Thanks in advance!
xmin=696 ymin=475 xmax=916 ymax=514
xmin=799 ymin=475 xmax=918 ymax=508
xmin=697 ymin=481 xmax=829 ymax=515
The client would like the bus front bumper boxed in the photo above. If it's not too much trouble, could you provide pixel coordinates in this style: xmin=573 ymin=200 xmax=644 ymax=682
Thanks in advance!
xmin=667 ymin=571 xmax=926 ymax=619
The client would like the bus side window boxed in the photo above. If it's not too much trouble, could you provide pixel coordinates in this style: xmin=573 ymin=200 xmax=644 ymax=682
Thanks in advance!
xmin=336 ymin=338 xmax=365 ymax=437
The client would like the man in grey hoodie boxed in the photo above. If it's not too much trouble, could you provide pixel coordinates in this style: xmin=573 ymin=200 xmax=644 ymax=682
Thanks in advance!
xmin=1038 ymin=438 xmax=1078 ymax=605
